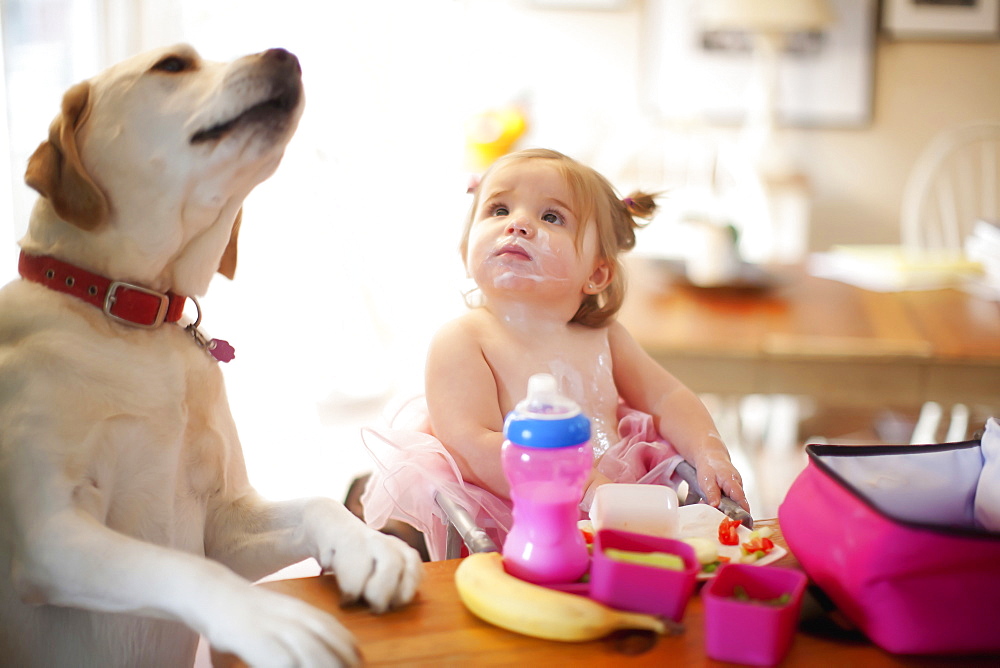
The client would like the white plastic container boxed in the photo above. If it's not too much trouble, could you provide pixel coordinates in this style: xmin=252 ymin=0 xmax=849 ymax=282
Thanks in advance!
xmin=589 ymin=483 xmax=679 ymax=538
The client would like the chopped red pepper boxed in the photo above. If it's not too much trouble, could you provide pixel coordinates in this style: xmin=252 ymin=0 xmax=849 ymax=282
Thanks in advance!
xmin=718 ymin=517 xmax=742 ymax=546
xmin=741 ymin=534 xmax=775 ymax=555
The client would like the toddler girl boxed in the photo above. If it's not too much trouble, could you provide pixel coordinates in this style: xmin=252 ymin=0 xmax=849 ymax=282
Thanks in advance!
xmin=362 ymin=148 xmax=748 ymax=560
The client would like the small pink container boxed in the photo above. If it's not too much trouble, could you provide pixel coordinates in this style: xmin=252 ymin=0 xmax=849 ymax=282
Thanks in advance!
xmin=590 ymin=529 xmax=698 ymax=622
xmin=703 ymin=564 xmax=807 ymax=666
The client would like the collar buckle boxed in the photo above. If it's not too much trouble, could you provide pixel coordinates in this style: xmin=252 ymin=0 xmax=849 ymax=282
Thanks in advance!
xmin=104 ymin=281 xmax=170 ymax=328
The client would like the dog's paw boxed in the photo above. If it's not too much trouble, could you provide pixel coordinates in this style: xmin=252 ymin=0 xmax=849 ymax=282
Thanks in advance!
xmin=208 ymin=585 xmax=360 ymax=667
xmin=315 ymin=516 xmax=424 ymax=614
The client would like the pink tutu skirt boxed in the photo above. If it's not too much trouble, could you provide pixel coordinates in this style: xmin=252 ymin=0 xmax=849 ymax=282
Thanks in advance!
xmin=360 ymin=396 xmax=684 ymax=561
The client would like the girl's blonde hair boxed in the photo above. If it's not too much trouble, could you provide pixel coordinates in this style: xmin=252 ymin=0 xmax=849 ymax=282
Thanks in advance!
xmin=460 ymin=148 xmax=657 ymax=328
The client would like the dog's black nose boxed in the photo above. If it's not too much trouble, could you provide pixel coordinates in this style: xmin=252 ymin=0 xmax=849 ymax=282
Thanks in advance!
xmin=263 ymin=48 xmax=301 ymax=74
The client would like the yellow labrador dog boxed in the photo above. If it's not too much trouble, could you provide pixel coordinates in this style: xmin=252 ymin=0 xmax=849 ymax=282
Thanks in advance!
xmin=0 ymin=45 xmax=421 ymax=667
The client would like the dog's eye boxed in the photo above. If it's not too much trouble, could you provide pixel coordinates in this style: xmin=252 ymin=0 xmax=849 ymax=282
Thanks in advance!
xmin=152 ymin=56 xmax=190 ymax=74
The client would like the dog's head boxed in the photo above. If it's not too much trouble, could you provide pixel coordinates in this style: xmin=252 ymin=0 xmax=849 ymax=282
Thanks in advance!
xmin=23 ymin=44 xmax=304 ymax=294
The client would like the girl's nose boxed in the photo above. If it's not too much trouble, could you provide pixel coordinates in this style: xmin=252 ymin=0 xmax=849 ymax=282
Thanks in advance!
xmin=506 ymin=215 xmax=534 ymax=237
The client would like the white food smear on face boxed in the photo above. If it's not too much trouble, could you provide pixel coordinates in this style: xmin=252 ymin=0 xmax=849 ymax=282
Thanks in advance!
xmin=489 ymin=227 xmax=572 ymax=288
xmin=494 ymin=271 xmax=545 ymax=287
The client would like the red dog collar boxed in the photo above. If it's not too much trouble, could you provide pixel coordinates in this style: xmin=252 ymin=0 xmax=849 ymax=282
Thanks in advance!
xmin=18 ymin=251 xmax=187 ymax=328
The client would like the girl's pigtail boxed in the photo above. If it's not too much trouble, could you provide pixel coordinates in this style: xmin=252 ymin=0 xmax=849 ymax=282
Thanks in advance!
xmin=622 ymin=191 xmax=659 ymax=222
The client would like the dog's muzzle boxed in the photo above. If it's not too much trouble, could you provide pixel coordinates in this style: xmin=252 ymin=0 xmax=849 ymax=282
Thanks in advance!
xmin=191 ymin=49 xmax=303 ymax=144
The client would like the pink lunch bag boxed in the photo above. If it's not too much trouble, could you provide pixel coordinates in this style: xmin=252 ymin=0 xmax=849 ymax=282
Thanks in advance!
xmin=779 ymin=438 xmax=1000 ymax=655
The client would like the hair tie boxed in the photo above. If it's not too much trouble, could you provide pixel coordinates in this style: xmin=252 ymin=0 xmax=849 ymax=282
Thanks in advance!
xmin=622 ymin=197 xmax=635 ymax=209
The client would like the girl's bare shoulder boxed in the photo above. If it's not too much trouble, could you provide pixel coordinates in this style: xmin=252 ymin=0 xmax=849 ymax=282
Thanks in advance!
xmin=430 ymin=309 xmax=494 ymax=350
xmin=604 ymin=318 xmax=636 ymax=346
xmin=566 ymin=319 xmax=616 ymax=346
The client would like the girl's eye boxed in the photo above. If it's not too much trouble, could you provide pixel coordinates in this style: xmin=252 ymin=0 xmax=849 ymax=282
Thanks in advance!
xmin=542 ymin=212 xmax=563 ymax=225
xmin=491 ymin=206 xmax=509 ymax=217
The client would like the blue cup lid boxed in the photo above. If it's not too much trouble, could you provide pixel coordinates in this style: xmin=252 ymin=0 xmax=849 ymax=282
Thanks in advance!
xmin=503 ymin=374 xmax=591 ymax=448
xmin=504 ymin=412 xmax=591 ymax=448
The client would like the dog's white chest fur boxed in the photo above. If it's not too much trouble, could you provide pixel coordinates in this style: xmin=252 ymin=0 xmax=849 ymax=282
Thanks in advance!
xmin=73 ymin=332 xmax=231 ymax=546
xmin=0 ymin=285 xmax=233 ymax=665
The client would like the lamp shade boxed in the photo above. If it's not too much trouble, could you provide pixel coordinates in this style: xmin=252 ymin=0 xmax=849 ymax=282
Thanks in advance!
xmin=702 ymin=0 xmax=835 ymax=33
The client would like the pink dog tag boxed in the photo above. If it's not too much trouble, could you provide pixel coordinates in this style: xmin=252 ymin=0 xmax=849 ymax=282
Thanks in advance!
xmin=208 ymin=338 xmax=236 ymax=363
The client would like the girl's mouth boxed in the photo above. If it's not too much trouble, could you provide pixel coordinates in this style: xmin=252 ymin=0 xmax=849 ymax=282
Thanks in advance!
xmin=495 ymin=243 xmax=532 ymax=260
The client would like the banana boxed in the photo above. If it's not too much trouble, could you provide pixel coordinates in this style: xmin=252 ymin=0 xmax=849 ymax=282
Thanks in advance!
xmin=454 ymin=551 xmax=666 ymax=642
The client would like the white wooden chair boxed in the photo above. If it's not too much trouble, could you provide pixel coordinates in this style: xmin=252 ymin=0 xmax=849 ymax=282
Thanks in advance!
xmin=899 ymin=121 xmax=999 ymax=444
xmin=901 ymin=121 xmax=1000 ymax=254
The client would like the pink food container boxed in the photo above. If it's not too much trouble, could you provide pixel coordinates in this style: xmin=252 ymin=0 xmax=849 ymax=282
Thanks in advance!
xmin=703 ymin=563 xmax=807 ymax=666
xmin=590 ymin=529 xmax=698 ymax=622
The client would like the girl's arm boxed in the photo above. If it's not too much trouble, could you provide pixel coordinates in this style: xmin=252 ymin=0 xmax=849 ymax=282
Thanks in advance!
xmin=607 ymin=321 xmax=750 ymax=512
xmin=425 ymin=318 xmax=512 ymax=499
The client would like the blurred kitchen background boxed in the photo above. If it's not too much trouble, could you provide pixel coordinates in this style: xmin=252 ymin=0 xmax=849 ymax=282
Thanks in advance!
xmin=1 ymin=0 xmax=998 ymax=520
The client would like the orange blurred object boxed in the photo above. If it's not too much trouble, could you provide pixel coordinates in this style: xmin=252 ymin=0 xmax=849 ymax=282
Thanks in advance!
xmin=465 ymin=105 xmax=528 ymax=171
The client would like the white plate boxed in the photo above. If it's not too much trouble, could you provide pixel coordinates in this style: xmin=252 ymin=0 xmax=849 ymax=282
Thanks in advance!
xmin=676 ymin=504 xmax=786 ymax=579
xmin=580 ymin=505 xmax=786 ymax=580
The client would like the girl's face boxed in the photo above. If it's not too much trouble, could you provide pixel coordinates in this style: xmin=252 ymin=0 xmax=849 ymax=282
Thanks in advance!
xmin=466 ymin=160 xmax=608 ymax=300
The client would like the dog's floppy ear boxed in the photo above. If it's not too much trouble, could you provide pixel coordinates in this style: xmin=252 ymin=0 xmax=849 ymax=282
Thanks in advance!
xmin=24 ymin=81 xmax=109 ymax=230
xmin=217 ymin=209 xmax=242 ymax=279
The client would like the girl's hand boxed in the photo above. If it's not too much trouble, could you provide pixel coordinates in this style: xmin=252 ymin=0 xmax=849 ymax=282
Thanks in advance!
xmin=580 ymin=469 xmax=614 ymax=513
xmin=694 ymin=452 xmax=750 ymax=513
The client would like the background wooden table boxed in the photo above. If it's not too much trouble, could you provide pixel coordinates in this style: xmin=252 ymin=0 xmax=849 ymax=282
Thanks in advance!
xmin=619 ymin=260 xmax=1000 ymax=408
xmin=211 ymin=520 xmax=998 ymax=667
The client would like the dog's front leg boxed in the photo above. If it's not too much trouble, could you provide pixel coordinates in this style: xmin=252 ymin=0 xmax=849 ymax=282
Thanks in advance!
xmin=206 ymin=493 xmax=422 ymax=612
xmin=12 ymin=508 xmax=362 ymax=666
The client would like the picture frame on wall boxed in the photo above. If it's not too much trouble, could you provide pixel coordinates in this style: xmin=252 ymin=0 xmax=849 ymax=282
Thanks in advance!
xmin=644 ymin=0 xmax=877 ymax=128
xmin=882 ymin=0 xmax=1000 ymax=41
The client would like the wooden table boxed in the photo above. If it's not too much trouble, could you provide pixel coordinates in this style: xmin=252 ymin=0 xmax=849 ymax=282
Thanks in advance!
xmin=211 ymin=520 xmax=998 ymax=667
xmin=618 ymin=260 xmax=1000 ymax=408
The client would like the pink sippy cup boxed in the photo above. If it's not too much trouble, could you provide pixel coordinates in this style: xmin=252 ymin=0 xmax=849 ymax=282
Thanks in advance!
xmin=501 ymin=373 xmax=593 ymax=584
